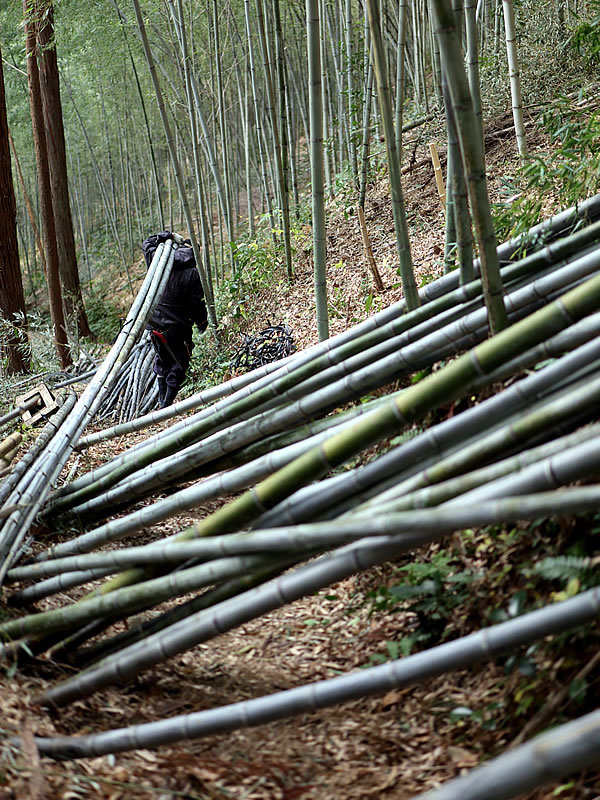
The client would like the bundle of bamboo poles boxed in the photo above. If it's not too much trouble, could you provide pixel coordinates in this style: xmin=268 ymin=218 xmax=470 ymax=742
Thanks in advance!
xmin=94 ymin=331 xmax=159 ymax=422
xmin=2 ymin=205 xmax=600 ymax=797
xmin=0 ymin=239 xmax=177 ymax=584
xmin=0 ymin=431 xmax=22 ymax=477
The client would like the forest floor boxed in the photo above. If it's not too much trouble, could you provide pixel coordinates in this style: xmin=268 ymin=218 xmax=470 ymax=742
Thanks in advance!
xmin=1 ymin=111 xmax=599 ymax=800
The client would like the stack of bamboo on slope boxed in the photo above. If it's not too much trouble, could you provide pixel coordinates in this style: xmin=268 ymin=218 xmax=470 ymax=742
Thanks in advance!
xmin=5 ymin=277 xmax=600 ymax=779
xmin=72 ymin=192 xmax=600 ymax=455
xmin=0 ymin=239 xmax=178 ymax=584
xmin=8 ymin=282 xmax=600 ymax=605
xmin=3 ymin=204 xmax=600 ymax=792
xmin=2 ymin=211 xmax=600 ymax=639
xmin=37 ymin=209 xmax=600 ymax=524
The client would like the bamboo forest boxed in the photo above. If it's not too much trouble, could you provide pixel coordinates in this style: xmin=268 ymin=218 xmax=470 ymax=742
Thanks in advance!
xmin=1 ymin=0 xmax=600 ymax=797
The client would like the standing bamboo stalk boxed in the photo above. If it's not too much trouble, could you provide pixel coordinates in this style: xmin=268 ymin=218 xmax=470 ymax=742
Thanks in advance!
xmin=441 ymin=74 xmax=473 ymax=282
xmin=255 ymin=0 xmax=293 ymax=279
xmin=502 ymin=0 xmax=527 ymax=157
xmin=307 ymin=0 xmax=329 ymax=340
xmin=319 ymin=0 xmax=334 ymax=197
xmin=273 ymin=0 xmax=293 ymax=277
xmin=131 ymin=0 xmax=217 ymax=330
xmin=464 ymin=0 xmax=484 ymax=151
xmin=244 ymin=62 xmax=255 ymax=236
xmin=244 ymin=0 xmax=276 ymax=233
xmin=395 ymin=0 xmax=409 ymax=160
xmin=345 ymin=0 xmax=358 ymax=181
xmin=366 ymin=0 xmax=420 ymax=310
xmin=432 ymin=0 xmax=507 ymax=332
xmin=212 ymin=0 xmax=234 ymax=246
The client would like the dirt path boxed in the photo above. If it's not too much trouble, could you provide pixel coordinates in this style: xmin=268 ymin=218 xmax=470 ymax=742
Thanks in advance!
xmin=0 ymin=571 xmax=514 ymax=799
xmin=3 ymin=564 xmax=597 ymax=799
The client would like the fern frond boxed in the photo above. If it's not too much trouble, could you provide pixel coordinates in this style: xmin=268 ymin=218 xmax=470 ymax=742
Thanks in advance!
xmin=532 ymin=556 xmax=595 ymax=583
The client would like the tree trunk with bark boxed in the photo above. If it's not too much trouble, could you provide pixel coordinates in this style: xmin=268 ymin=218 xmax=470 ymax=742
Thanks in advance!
xmin=37 ymin=1 xmax=93 ymax=339
xmin=24 ymin=0 xmax=71 ymax=369
xmin=0 ymin=48 xmax=29 ymax=375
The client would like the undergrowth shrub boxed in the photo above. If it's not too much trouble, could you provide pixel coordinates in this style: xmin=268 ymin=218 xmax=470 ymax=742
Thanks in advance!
xmin=492 ymin=87 xmax=600 ymax=245
xmin=13 ymin=310 xmax=58 ymax=375
xmin=361 ymin=513 xmax=600 ymax=738
xmin=0 ymin=312 xmax=31 ymax=377
xmin=84 ymin=290 xmax=122 ymax=343
xmin=365 ymin=549 xmax=484 ymax=656
xmin=185 ymin=327 xmax=233 ymax=394
xmin=223 ymin=235 xmax=284 ymax=323
xmin=571 ymin=0 xmax=600 ymax=67
xmin=186 ymin=215 xmax=294 ymax=394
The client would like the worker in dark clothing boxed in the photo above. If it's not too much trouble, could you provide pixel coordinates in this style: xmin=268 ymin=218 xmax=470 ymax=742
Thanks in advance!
xmin=142 ymin=231 xmax=208 ymax=407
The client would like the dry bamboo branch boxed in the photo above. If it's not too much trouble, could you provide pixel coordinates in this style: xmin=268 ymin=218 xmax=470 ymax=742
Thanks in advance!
xmin=428 ymin=142 xmax=446 ymax=211
xmin=357 ymin=206 xmax=385 ymax=291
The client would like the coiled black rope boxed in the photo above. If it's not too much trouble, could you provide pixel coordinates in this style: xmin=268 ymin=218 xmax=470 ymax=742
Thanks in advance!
xmin=230 ymin=324 xmax=296 ymax=372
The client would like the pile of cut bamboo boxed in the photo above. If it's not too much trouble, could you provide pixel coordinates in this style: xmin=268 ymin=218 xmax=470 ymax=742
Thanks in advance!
xmin=0 ymin=239 xmax=177 ymax=585
xmin=94 ymin=331 xmax=159 ymax=422
xmin=2 ymin=205 xmax=600 ymax=799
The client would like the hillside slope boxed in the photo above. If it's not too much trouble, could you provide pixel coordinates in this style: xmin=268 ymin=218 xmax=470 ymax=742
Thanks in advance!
xmin=1 ymin=113 xmax=599 ymax=800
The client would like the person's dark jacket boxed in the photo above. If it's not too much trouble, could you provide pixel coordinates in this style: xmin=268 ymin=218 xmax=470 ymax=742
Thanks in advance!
xmin=142 ymin=231 xmax=208 ymax=333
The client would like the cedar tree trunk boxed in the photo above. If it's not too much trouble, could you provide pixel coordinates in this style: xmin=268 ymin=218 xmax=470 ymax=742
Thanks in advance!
xmin=24 ymin=0 xmax=71 ymax=368
xmin=0 ymin=47 xmax=30 ymax=374
xmin=37 ymin=1 xmax=93 ymax=339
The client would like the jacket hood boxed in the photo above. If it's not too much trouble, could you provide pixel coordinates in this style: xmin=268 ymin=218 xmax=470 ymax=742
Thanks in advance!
xmin=172 ymin=245 xmax=196 ymax=270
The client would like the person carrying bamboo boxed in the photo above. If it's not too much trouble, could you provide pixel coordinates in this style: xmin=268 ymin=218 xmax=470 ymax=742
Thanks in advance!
xmin=142 ymin=231 xmax=208 ymax=407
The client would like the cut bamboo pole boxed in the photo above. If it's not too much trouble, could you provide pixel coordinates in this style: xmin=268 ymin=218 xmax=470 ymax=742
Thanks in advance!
xmin=28 ymin=586 xmax=600 ymax=746
xmin=0 ymin=432 xmax=22 ymax=460
xmin=413 ymin=710 xmax=600 ymax=799
xmin=1 ymin=553 xmax=299 ymax=639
